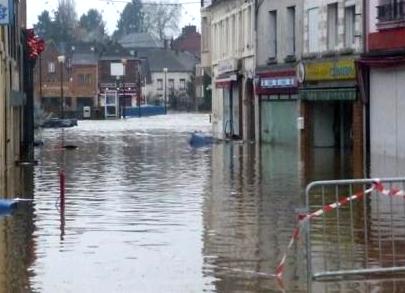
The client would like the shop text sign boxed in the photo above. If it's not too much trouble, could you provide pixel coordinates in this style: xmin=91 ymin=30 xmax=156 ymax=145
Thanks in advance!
xmin=0 ymin=0 xmax=11 ymax=25
xmin=217 ymin=58 xmax=238 ymax=75
xmin=304 ymin=59 xmax=356 ymax=81
xmin=261 ymin=77 xmax=296 ymax=88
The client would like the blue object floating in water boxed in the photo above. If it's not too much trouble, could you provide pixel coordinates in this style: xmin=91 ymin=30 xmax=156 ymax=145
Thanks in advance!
xmin=0 ymin=199 xmax=17 ymax=213
xmin=189 ymin=132 xmax=214 ymax=147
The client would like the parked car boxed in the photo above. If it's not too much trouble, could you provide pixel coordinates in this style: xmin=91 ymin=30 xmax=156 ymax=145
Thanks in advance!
xmin=41 ymin=118 xmax=78 ymax=128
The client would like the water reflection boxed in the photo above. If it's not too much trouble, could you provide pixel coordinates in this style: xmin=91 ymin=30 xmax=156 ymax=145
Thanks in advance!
xmin=0 ymin=167 xmax=35 ymax=293
xmin=0 ymin=114 xmax=404 ymax=292
xmin=203 ymin=143 xmax=306 ymax=292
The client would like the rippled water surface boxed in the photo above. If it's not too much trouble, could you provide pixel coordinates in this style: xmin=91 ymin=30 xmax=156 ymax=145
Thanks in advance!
xmin=1 ymin=113 xmax=405 ymax=293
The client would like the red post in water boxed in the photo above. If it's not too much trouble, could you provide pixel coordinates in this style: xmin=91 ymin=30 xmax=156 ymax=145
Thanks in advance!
xmin=59 ymin=169 xmax=65 ymax=206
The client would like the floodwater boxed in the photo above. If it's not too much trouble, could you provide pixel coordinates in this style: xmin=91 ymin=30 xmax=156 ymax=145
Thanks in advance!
xmin=0 ymin=113 xmax=405 ymax=292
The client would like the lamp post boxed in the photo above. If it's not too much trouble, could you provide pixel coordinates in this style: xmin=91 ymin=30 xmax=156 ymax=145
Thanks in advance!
xmin=121 ymin=58 xmax=127 ymax=118
xmin=57 ymin=55 xmax=65 ymax=119
xmin=163 ymin=67 xmax=168 ymax=114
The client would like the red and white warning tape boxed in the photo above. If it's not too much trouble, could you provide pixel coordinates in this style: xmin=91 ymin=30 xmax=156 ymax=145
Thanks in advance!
xmin=274 ymin=179 xmax=405 ymax=280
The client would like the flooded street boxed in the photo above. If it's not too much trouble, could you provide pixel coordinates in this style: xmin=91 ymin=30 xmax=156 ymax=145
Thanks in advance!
xmin=1 ymin=113 xmax=405 ymax=292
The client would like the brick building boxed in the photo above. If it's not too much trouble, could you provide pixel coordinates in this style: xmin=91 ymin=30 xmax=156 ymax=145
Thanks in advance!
xmin=172 ymin=25 xmax=201 ymax=58
xmin=98 ymin=43 xmax=142 ymax=118
xmin=35 ymin=42 xmax=99 ymax=118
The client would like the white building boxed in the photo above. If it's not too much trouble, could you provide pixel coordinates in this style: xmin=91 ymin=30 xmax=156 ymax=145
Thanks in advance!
xmin=201 ymin=0 xmax=255 ymax=140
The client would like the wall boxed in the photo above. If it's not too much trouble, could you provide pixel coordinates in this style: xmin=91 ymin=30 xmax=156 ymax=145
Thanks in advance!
xmin=303 ymin=0 xmax=363 ymax=54
xmin=143 ymin=71 xmax=192 ymax=102
xmin=207 ymin=0 xmax=256 ymax=140
xmin=256 ymin=0 xmax=304 ymax=65
xmin=0 ymin=0 xmax=27 ymax=196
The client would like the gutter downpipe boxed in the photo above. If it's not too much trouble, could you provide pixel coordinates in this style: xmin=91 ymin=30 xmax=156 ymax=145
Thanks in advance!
xmin=362 ymin=0 xmax=368 ymax=177
xmin=254 ymin=0 xmax=261 ymax=143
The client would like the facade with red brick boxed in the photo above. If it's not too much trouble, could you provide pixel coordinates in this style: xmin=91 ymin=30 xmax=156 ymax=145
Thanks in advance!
xmin=172 ymin=25 xmax=201 ymax=58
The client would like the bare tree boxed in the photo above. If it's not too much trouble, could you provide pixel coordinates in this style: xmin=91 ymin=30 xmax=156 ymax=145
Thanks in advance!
xmin=143 ymin=3 xmax=181 ymax=40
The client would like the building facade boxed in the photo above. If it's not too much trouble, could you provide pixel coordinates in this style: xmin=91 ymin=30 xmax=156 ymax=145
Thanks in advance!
xmin=255 ymin=0 xmax=304 ymax=145
xmin=35 ymin=42 xmax=72 ymax=116
xmin=34 ymin=42 xmax=99 ymax=119
xmin=361 ymin=0 xmax=405 ymax=176
xmin=172 ymin=25 xmax=201 ymax=58
xmin=201 ymin=0 xmax=255 ymax=140
xmin=0 ymin=0 xmax=32 ymax=196
xmin=300 ymin=0 xmax=364 ymax=177
xmin=98 ymin=45 xmax=142 ymax=118
xmin=137 ymin=48 xmax=199 ymax=110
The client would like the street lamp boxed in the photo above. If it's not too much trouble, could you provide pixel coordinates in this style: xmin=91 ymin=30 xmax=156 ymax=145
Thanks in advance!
xmin=57 ymin=55 xmax=65 ymax=119
xmin=121 ymin=58 xmax=127 ymax=119
xmin=163 ymin=67 xmax=168 ymax=114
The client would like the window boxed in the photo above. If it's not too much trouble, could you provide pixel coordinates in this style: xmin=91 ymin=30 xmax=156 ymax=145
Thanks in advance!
xmin=232 ymin=15 xmax=236 ymax=54
xmin=287 ymin=6 xmax=296 ymax=56
xmin=269 ymin=10 xmax=277 ymax=58
xmin=246 ymin=7 xmax=252 ymax=49
xmin=239 ymin=11 xmax=244 ymax=53
xmin=48 ymin=62 xmax=55 ymax=73
xmin=225 ymin=18 xmax=229 ymax=56
xmin=202 ymin=17 xmax=209 ymax=51
xmin=327 ymin=3 xmax=338 ymax=50
xmin=345 ymin=5 xmax=356 ymax=48
xmin=308 ymin=8 xmax=319 ymax=53
xmin=168 ymin=79 xmax=174 ymax=90
xmin=157 ymin=79 xmax=163 ymax=90
xmin=78 ymin=74 xmax=92 ymax=85
xmin=179 ymin=79 xmax=186 ymax=90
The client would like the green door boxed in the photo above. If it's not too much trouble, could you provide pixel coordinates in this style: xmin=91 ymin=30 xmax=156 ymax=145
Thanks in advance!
xmin=261 ymin=101 xmax=298 ymax=145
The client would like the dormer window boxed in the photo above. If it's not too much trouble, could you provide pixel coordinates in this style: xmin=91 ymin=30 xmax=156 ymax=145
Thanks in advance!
xmin=48 ymin=62 xmax=55 ymax=73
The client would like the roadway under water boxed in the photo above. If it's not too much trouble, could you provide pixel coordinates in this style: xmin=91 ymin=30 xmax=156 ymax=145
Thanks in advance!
xmin=0 ymin=113 xmax=404 ymax=292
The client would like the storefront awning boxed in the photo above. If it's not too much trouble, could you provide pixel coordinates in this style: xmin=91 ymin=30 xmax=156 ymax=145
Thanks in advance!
xmin=300 ymin=88 xmax=357 ymax=101
xmin=215 ymin=74 xmax=237 ymax=89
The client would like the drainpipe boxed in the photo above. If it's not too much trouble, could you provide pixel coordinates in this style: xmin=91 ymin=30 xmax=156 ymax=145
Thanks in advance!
xmin=362 ymin=0 xmax=368 ymax=177
xmin=254 ymin=0 xmax=261 ymax=143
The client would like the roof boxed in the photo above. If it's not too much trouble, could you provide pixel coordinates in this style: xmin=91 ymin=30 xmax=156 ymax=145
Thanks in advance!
xmin=118 ymin=33 xmax=163 ymax=49
xmin=71 ymin=53 xmax=98 ymax=65
xmin=136 ymin=48 xmax=199 ymax=73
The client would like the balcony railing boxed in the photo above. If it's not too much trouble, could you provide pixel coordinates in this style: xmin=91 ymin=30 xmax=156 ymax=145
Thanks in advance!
xmin=377 ymin=1 xmax=405 ymax=22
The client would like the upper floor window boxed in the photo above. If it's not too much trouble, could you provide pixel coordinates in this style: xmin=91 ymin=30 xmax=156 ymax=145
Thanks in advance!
xmin=202 ymin=17 xmax=209 ymax=51
xmin=48 ymin=62 xmax=55 ymax=73
xmin=179 ymin=79 xmax=186 ymax=90
xmin=345 ymin=5 xmax=356 ymax=48
xmin=269 ymin=10 xmax=277 ymax=58
xmin=168 ymin=79 xmax=174 ymax=90
xmin=377 ymin=0 xmax=405 ymax=22
xmin=308 ymin=7 xmax=320 ymax=53
xmin=157 ymin=79 xmax=163 ymax=90
xmin=327 ymin=3 xmax=339 ymax=50
xmin=286 ymin=6 xmax=296 ymax=56
xmin=78 ymin=74 xmax=92 ymax=85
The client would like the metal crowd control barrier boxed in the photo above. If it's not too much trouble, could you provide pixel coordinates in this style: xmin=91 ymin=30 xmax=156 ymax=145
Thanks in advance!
xmin=305 ymin=178 xmax=405 ymax=285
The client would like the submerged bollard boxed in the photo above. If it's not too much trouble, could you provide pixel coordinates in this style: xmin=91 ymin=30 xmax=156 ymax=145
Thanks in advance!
xmin=59 ymin=169 xmax=65 ymax=206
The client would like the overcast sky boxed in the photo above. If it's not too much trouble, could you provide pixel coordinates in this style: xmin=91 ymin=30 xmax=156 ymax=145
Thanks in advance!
xmin=27 ymin=0 xmax=201 ymax=37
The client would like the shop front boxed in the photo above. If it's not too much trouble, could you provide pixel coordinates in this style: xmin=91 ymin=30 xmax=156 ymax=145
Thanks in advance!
xmin=255 ymin=68 xmax=299 ymax=145
xmin=299 ymin=58 xmax=364 ymax=177
xmin=214 ymin=58 xmax=242 ymax=139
